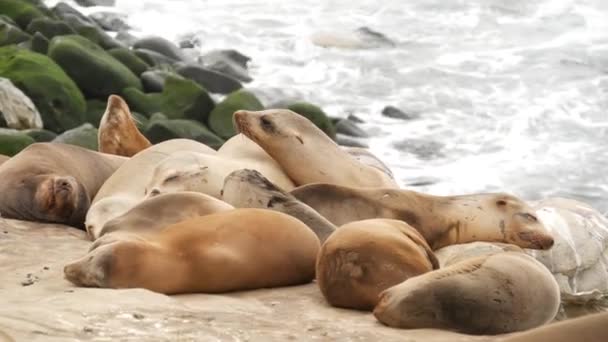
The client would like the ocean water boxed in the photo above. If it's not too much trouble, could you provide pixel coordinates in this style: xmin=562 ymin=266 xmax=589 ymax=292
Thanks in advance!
xmin=49 ymin=0 xmax=608 ymax=212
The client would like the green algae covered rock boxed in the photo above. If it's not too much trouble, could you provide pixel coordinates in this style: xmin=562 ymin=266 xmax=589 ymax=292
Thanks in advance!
xmin=0 ymin=17 xmax=31 ymax=46
xmin=287 ymin=102 xmax=336 ymax=139
xmin=26 ymin=17 xmax=75 ymax=39
xmin=48 ymin=35 xmax=142 ymax=99
xmin=0 ymin=45 xmax=86 ymax=132
xmin=0 ymin=128 xmax=35 ymax=156
xmin=24 ymin=128 xmax=57 ymax=142
xmin=53 ymin=123 xmax=98 ymax=150
xmin=107 ymin=47 xmax=150 ymax=76
xmin=145 ymin=118 xmax=224 ymax=149
xmin=0 ymin=0 xmax=47 ymax=29
xmin=208 ymin=90 xmax=263 ymax=139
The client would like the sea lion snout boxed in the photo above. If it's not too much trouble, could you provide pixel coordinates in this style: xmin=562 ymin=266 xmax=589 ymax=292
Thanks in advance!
xmin=517 ymin=231 xmax=554 ymax=250
xmin=54 ymin=176 xmax=76 ymax=193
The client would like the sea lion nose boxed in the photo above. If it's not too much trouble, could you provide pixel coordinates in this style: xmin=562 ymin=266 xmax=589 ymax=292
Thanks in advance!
xmin=541 ymin=236 xmax=555 ymax=250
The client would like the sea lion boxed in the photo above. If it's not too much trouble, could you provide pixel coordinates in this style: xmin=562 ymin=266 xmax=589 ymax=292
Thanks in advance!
xmin=86 ymin=139 xmax=215 ymax=239
xmin=342 ymin=146 xmax=395 ymax=181
xmin=316 ymin=219 xmax=438 ymax=310
xmin=0 ymin=143 xmax=125 ymax=227
xmin=291 ymin=183 xmax=554 ymax=250
xmin=98 ymin=95 xmax=152 ymax=157
xmin=373 ymin=252 xmax=560 ymax=334
xmin=498 ymin=311 xmax=608 ymax=342
xmin=65 ymin=209 xmax=321 ymax=294
xmin=218 ymin=133 xmax=292 ymax=178
xmin=96 ymin=192 xmax=233 ymax=239
xmin=0 ymin=154 xmax=9 ymax=166
xmin=145 ymin=150 xmax=295 ymax=200
xmin=232 ymin=109 xmax=397 ymax=188
xmin=221 ymin=169 xmax=336 ymax=242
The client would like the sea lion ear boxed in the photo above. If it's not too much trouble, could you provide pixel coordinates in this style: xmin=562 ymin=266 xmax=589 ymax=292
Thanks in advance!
xmin=295 ymin=135 xmax=304 ymax=144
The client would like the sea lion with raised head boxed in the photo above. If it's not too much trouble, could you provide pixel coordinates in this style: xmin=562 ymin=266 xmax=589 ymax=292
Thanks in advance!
xmin=232 ymin=109 xmax=397 ymax=188
xmin=316 ymin=218 xmax=438 ymax=310
xmin=85 ymin=139 xmax=216 ymax=239
xmin=373 ymin=252 xmax=560 ymax=334
xmin=291 ymin=183 xmax=554 ymax=250
xmin=0 ymin=143 xmax=125 ymax=227
xmin=98 ymin=95 xmax=152 ymax=157
xmin=65 ymin=209 xmax=320 ymax=294
xmin=221 ymin=169 xmax=336 ymax=242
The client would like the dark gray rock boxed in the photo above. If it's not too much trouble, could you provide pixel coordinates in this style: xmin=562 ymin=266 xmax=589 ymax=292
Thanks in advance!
xmin=336 ymin=134 xmax=368 ymax=148
xmin=26 ymin=17 xmax=76 ymax=40
xmin=202 ymin=50 xmax=252 ymax=83
xmin=347 ymin=113 xmax=365 ymax=123
xmin=30 ymin=32 xmax=49 ymax=54
xmin=89 ymin=12 xmax=129 ymax=31
xmin=140 ymin=70 xmax=174 ymax=92
xmin=334 ymin=119 xmax=369 ymax=138
xmin=75 ymin=0 xmax=116 ymax=7
xmin=52 ymin=2 xmax=95 ymax=25
xmin=133 ymin=36 xmax=185 ymax=61
xmin=115 ymin=30 xmax=137 ymax=46
xmin=134 ymin=48 xmax=178 ymax=66
xmin=177 ymin=33 xmax=200 ymax=49
xmin=381 ymin=105 xmax=416 ymax=120
xmin=62 ymin=13 xmax=124 ymax=49
xmin=393 ymin=138 xmax=444 ymax=160
xmin=356 ymin=27 xmax=395 ymax=47
xmin=176 ymin=64 xmax=242 ymax=94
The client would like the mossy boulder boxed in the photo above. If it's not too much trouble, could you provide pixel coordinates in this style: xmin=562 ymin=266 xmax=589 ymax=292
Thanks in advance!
xmin=208 ymin=90 xmax=263 ymax=139
xmin=107 ymin=47 xmax=150 ymax=76
xmin=0 ymin=18 xmax=31 ymax=46
xmin=85 ymin=98 xmax=107 ymax=127
xmin=48 ymin=35 xmax=142 ymax=99
xmin=134 ymin=48 xmax=177 ymax=67
xmin=29 ymin=32 xmax=49 ymax=54
xmin=133 ymin=36 xmax=185 ymax=61
xmin=26 ymin=17 xmax=75 ymax=39
xmin=24 ymin=128 xmax=57 ymax=142
xmin=53 ymin=123 xmax=98 ymax=150
xmin=121 ymin=76 xmax=214 ymax=122
xmin=0 ymin=0 xmax=47 ymax=29
xmin=287 ymin=102 xmax=336 ymax=139
xmin=0 ymin=128 xmax=35 ymax=156
xmin=0 ymin=45 xmax=86 ymax=132
xmin=145 ymin=119 xmax=224 ymax=149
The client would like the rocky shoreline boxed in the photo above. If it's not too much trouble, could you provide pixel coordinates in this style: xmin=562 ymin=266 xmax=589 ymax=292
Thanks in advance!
xmin=0 ymin=0 xmax=404 ymax=156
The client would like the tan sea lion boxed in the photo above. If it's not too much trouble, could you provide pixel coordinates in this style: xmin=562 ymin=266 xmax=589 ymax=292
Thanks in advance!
xmin=98 ymin=95 xmax=152 ymax=157
xmin=0 ymin=154 xmax=9 ymax=166
xmin=342 ymin=146 xmax=395 ymax=181
xmin=291 ymin=183 xmax=554 ymax=250
xmin=498 ymin=311 xmax=608 ymax=342
xmin=145 ymin=150 xmax=295 ymax=200
xmin=373 ymin=252 xmax=560 ymax=334
xmin=0 ymin=143 xmax=125 ymax=227
xmin=221 ymin=169 xmax=336 ymax=242
xmin=65 ymin=209 xmax=321 ymax=294
xmin=233 ymin=109 xmax=397 ymax=188
xmin=316 ymin=218 xmax=438 ymax=310
xmin=95 ymin=191 xmax=233 ymax=240
xmin=86 ymin=139 xmax=216 ymax=239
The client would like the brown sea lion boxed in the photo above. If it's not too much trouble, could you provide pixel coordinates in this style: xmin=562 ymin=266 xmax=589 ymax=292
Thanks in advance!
xmin=0 ymin=143 xmax=125 ymax=227
xmin=64 ymin=209 xmax=320 ymax=294
xmin=221 ymin=169 xmax=336 ymax=243
xmin=373 ymin=252 xmax=560 ymax=334
xmin=232 ymin=109 xmax=397 ymax=188
xmin=316 ymin=218 xmax=438 ymax=310
xmin=98 ymin=94 xmax=152 ymax=157
xmin=291 ymin=183 xmax=554 ymax=250
xmin=0 ymin=154 xmax=9 ymax=166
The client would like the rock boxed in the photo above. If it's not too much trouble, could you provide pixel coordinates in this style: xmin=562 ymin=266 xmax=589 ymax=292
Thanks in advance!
xmin=62 ymin=13 xmax=123 ymax=50
xmin=134 ymin=48 xmax=177 ymax=67
xmin=0 ymin=0 xmax=47 ymax=29
xmin=140 ymin=70 xmax=172 ymax=92
xmin=123 ymin=76 xmax=214 ymax=123
xmin=107 ymin=47 xmax=150 ymax=76
xmin=29 ymin=32 xmax=49 ymax=54
xmin=286 ymin=102 xmax=336 ymax=139
xmin=381 ymin=105 xmax=416 ymax=120
xmin=24 ymin=128 xmax=57 ymax=142
xmin=145 ymin=119 xmax=224 ymax=149
xmin=52 ymin=3 xmax=93 ymax=25
xmin=115 ymin=30 xmax=137 ymax=46
xmin=53 ymin=123 xmax=98 ymax=150
xmin=176 ymin=64 xmax=242 ymax=94
xmin=336 ymin=135 xmax=369 ymax=148
xmin=26 ymin=17 xmax=75 ymax=40
xmin=85 ymin=98 xmax=107 ymax=127
xmin=208 ymin=90 xmax=263 ymax=139
xmin=0 ymin=17 xmax=31 ymax=46
xmin=89 ymin=11 xmax=129 ymax=31
xmin=311 ymin=26 xmax=395 ymax=50
xmin=202 ymin=50 xmax=252 ymax=83
xmin=75 ymin=0 xmax=116 ymax=7
xmin=133 ymin=36 xmax=185 ymax=61
xmin=0 ymin=128 xmax=36 ymax=156
xmin=0 ymin=78 xmax=43 ymax=129
xmin=334 ymin=119 xmax=368 ymax=138
xmin=0 ymin=45 xmax=86 ymax=133
xmin=22 ymin=0 xmax=56 ymax=18
xmin=48 ymin=35 xmax=143 ymax=99
xmin=148 ymin=112 xmax=168 ymax=124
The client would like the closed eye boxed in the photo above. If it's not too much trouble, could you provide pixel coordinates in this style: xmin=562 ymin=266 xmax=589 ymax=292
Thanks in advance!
xmin=260 ymin=116 xmax=273 ymax=131
xmin=164 ymin=174 xmax=179 ymax=183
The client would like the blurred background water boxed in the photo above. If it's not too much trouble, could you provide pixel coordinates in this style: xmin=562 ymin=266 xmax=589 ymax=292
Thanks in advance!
xmin=49 ymin=0 xmax=608 ymax=212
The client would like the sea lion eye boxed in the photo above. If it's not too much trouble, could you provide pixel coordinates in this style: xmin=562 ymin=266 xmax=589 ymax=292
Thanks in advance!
xmin=522 ymin=213 xmax=538 ymax=222
xmin=260 ymin=116 xmax=273 ymax=131
xmin=496 ymin=200 xmax=507 ymax=206
xmin=164 ymin=174 xmax=180 ymax=183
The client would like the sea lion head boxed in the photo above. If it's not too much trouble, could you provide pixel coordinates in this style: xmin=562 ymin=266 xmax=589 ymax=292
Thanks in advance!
xmin=85 ymin=196 xmax=134 ymax=240
xmin=233 ymin=109 xmax=327 ymax=152
xmin=221 ymin=169 xmax=289 ymax=208
xmin=485 ymin=194 xmax=554 ymax=250
xmin=145 ymin=152 xmax=210 ymax=199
